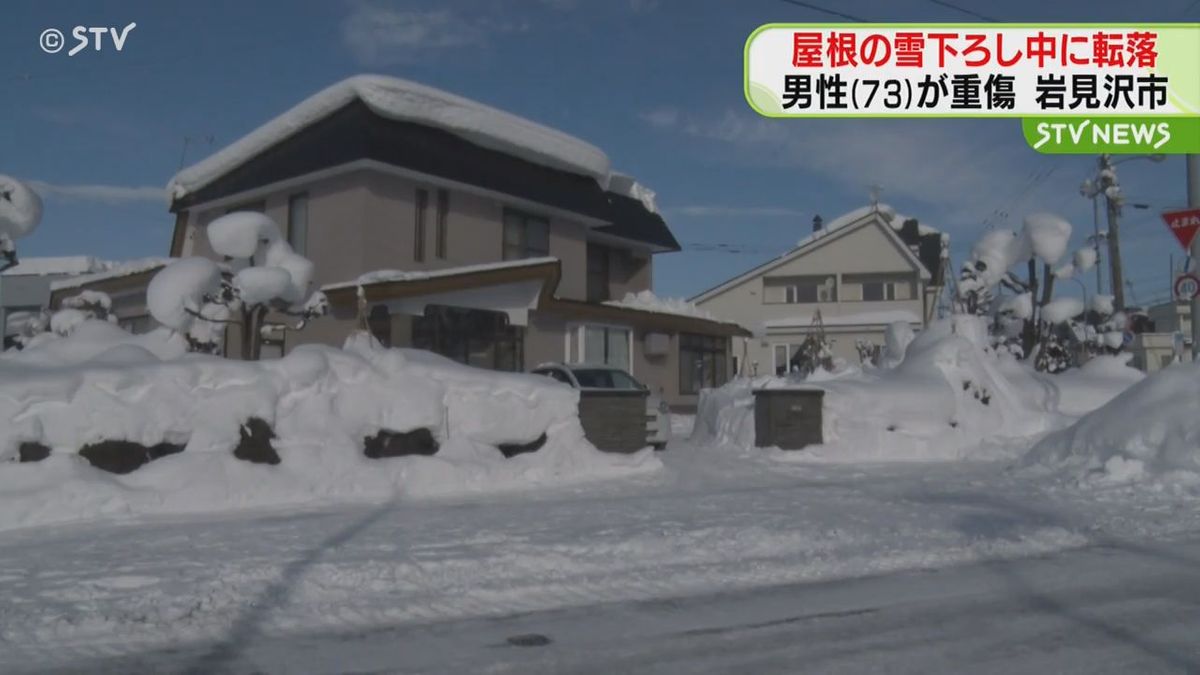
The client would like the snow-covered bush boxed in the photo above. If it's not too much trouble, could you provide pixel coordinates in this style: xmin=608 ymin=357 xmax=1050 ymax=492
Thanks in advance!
xmin=149 ymin=212 xmax=327 ymax=358
xmin=0 ymin=175 xmax=43 ymax=272
xmin=956 ymin=213 xmax=1117 ymax=372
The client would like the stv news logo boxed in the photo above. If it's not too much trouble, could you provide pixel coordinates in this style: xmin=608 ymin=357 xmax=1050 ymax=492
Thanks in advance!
xmin=40 ymin=23 xmax=137 ymax=56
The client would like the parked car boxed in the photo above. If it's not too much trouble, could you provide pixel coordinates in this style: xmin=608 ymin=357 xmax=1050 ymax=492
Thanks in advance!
xmin=531 ymin=363 xmax=670 ymax=449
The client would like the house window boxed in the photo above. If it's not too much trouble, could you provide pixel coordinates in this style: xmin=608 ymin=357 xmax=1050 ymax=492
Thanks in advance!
xmin=846 ymin=274 xmax=912 ymax=302
xmin=680 ymin=333 xmax=728 ymax=395
xmin=577 ymin=325 xmax=631 ymax=371
xmin=414 ymin=189 xmax=429 ymax=262
xmin=503 ymin=209 xmax=550 ymax=260
xmin=412 ymin=305 xmax=523 ymax=372
xmin=763 ymin=276 xmax=836 ymax=304
xmin=287 ymin=192 xmax=308 ymax=255
xmin=586 ymin=244 xmax=611 ymax=302
xmin=435 ymin=188 xmax=449 ymax=259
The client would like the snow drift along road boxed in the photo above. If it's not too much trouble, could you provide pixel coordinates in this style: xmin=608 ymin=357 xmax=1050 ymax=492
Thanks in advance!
xmin=0 ymin=323 xmax=658 ymax=532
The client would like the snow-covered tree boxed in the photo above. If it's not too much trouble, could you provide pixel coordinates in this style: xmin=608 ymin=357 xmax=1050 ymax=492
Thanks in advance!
xmin=147 ymin=212 xmax=327 ymax=359
xmin=956 ymin=213 xmax=1116 ymax=372
xmin=0 ymin=175 xmax=43 ymax=272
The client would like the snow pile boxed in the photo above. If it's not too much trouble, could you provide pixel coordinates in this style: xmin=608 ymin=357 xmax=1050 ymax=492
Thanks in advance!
xmin=1 ymin=256 xmax=103 ymax=277
xmin=695 ymin=316 xmax=1073 ymax=461
xmin=604 ymin=290 xmax=716 ymax=320
xmin=147 ymin=257 xmax=222 ymax=332
xmin=0 ymin=331 xmax=658 ymax=531
xmin=50 ymin=257 xmax=172 ymax=291
xmin=1042 ymin=297 xmax=1084 ymax=324
xmin=0 ymin=175 xmax=43 ymax=242
xmin=169 ymin=75 xmax=614 ymax=199
xmin=1026 ymin=360 xmax=1200 ymax=487
xmin=324 ymin=257 xmax=557 ymax=291
xmin=608 ymin=172 xmax=658 ymax=213
xmin=1021 ymin=213 xmax=1072 ymax=265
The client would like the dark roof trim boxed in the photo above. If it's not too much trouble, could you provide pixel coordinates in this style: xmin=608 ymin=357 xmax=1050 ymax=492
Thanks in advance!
xmin=171 ymin=100 xmax=676 ymax=251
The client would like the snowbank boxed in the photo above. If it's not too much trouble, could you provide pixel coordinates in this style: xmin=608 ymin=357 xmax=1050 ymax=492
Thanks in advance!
xmin=0 ymin=327 xmax=659 ymax=532
xmin=169 ymin=75 xmax=613 ymax=199
xmin=604 ymin=290 xmax=715 ymax=320
xmin=1025 ymin=360 xmax=1200 ymax=487
xmin=693 ymin=316 xmax=1142 ymax=462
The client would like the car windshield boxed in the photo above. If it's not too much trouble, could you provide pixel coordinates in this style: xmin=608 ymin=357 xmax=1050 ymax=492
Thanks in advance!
xmin=570 ymin=368 xmax=642 ymax=390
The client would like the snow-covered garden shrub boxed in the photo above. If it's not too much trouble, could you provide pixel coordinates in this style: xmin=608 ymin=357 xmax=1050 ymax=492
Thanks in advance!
xmin=956 ymin=212 xmax=1116 ymax=372
xmin=148 ymin=211 xmax=327 ymax=358
xmin=0 ymin=175 xmax=42 ymax=272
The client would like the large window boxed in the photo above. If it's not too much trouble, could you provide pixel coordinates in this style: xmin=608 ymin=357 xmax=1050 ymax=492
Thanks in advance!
xmin=287 ymin=192 xmax=308 ymax=256
xmin=412 ymin=305 xmax=524 ymax=372
xmin=414 ymin=189 xmax=429 ymax=262
xmin=577 ymin=325 xmax=631 ymax=371
xmin=680 ymin=333 xmax=728 ymax=395
xmin=586 ymin=244 xmax=611 ymax=302
xmin=763 ymin=275 xmax=836 ymax=304
xmin=435 ymin=188 xmax=449 ymax=259
xmin=843 ymin=274 xmax=912 ymax=302
xmin=503 ymin=209 xmax=550 ymax=260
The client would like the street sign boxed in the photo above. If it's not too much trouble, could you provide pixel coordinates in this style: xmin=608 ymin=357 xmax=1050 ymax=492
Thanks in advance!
xmin=1175 ymin=273 xmax=1200 ymax=300
xmin=1161 ymin=207 xmax=1200 ymax=251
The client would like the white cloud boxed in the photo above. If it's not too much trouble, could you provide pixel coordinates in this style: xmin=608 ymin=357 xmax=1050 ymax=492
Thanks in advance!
xmin=643 ymin=108 xmax=1073 ymax=230
xmin=668 ymin=205 xmax=804 ymax=218
xmin=28 ymin=181 xmax=165 ymax=205
xmin=639 ymin=107 xmax=680 ymax=129
xmin=341 ymin=5 xmax=477 ymax=64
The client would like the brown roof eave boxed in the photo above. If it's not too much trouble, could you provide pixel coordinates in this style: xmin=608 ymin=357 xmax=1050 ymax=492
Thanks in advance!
xmin=541 ymin=297 xmax=751 ymax=338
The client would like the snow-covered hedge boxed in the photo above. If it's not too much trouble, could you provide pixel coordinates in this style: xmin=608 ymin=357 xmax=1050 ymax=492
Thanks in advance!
xmin=0 ymin=324 xmax=658 ymax=531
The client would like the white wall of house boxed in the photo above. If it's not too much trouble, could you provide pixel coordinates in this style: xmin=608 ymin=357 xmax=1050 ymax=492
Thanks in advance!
xmin=695 ymin=214 xmax=931 ymax=373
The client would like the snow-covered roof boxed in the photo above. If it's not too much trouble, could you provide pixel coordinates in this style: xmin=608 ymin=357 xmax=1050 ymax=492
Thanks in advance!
xmin=690 ymin=203 xmax=939 ymax=304
xmin=1 ymin=256 xmax=105 ymax=277
xmin=321 ymin=257 xmax=559 ymax=292
xmin=169 ymin=75 xmax=617 ymax=201
xmin=603 ymin=290 xmax=715 ymax=320
xmin=763 ymin=310 xmax=921 ymax=329
xmin=49 ymin=257 xmax=173 ymax=292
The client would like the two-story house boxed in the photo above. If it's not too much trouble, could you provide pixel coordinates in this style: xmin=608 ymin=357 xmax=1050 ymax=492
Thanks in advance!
xmin=690 ymin=204 xmax=948 ymax=376
xmin=59 ymin=76 xmax=746 ymax=408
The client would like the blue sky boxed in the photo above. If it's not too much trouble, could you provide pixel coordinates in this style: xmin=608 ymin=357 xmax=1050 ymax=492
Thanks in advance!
xmin=3 ymin=0 xmax=1198 ymax=305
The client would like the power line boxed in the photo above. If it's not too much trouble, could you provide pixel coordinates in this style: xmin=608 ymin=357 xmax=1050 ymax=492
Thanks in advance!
xmin=926 ymin=0 xmax=998 ymax=22
xmin=776 ymin=0 xmax=870 ymax=22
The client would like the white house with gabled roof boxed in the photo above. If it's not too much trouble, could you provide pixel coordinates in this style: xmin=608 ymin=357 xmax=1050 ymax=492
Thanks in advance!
xmin=689 ymin=203 xmax=949 ymax=376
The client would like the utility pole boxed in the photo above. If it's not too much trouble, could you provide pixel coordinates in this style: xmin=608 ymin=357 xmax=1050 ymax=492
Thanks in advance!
xmin=1188 ymin=154 xmax=1200 ymax=358
xmin=1091 ymin=192 xmax=1103 ymax=293
xmin=1097 ymin=154 xmax=1127 ymax=311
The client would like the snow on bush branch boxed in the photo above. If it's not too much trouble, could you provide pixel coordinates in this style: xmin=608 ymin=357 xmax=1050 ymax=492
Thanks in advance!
xmin=0 ymin=175 xmax=43 ymax=272
xmin=956 ymin=212 xmax=1118 ymax=373
xmin=149 ymin=211 xmax=327 ymax=358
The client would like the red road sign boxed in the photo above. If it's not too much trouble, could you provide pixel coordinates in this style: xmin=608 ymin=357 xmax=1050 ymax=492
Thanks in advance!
xmin=1161 ymin=207 xmax=1200 ymax=251
xmin=1175 ymin=273 xmax=1200 ymax=300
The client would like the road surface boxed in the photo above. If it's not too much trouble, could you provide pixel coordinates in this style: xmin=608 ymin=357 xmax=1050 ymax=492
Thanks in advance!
xmin=54 ymin=536 xmax=1200 ymax=674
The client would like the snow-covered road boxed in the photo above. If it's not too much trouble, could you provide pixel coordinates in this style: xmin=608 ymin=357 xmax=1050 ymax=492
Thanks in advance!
xmin=68 ymin=535 xmax=1200 ymax=674
xmin=2 ymin=444 xmax=1199 ymax=673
